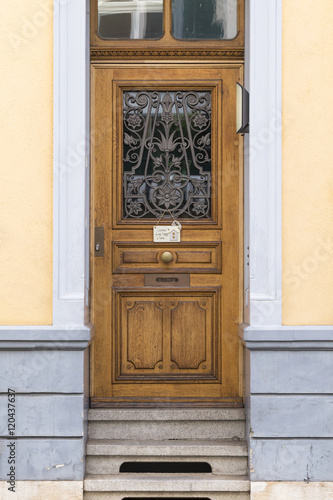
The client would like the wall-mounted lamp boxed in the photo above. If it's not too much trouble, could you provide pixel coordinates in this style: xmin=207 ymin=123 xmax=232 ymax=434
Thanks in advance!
xmin=236 ymin=82 xmax=249 ymax=134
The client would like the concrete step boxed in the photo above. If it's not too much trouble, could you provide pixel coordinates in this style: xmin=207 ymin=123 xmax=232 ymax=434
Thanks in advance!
xmin=84 ymin=493 xmax=249 ymax=500
xmin=88 ymin=409 xmax=246 ymax=421
xmin=88 ymin=409 xmax=246 ymax=440
xmin=84 ymin=473 xmax=250 ymax=500
xmin=86 ymin=439 xmax=248 ymax=475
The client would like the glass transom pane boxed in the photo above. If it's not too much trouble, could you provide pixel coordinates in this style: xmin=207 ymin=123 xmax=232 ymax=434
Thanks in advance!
xmin=123 ymin=90 xmax=212 ymax=220
xmin=98 ymin=0 xmax=163 ymax=39
xmin=172 ymin=0 xmax=237 ymax=40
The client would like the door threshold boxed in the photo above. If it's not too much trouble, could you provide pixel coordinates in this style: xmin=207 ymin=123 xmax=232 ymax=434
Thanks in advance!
xmin=90 ymin=397 xmax=243 ymax=408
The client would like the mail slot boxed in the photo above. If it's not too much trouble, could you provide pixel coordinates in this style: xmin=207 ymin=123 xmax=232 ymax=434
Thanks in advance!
xmin=156 ymin=277 xmax=178 ymax=283
xmin=144 ymin=274 xmax=190 ymax=287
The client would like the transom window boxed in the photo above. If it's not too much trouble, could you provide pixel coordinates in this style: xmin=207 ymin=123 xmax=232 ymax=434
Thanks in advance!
xmin=97 ymin=0 xmax=238 ymax=40
xmin=98 ymin=0 xmax=163 ymax=39
xmin=172 ymin=0 xmax=237 ymax=40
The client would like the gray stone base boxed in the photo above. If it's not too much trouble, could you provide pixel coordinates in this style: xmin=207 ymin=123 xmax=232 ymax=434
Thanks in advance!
xmin=0 ymin=325 xmax=93 ymax=481
xmin=240 ymin=325 xmax=333 ymax=482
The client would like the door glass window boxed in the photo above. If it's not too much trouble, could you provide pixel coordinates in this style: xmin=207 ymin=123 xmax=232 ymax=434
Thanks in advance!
xmin=123 ymin=90 xmax=212 ymax=220
xmin=172 ymin=0 xmax=237 ymax=40
xmin=98 ymin=0 xmax=163 ymax=39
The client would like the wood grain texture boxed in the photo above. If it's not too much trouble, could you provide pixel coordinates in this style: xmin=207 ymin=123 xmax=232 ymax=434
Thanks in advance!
xmin=113 ymin=242 xmax=221 ymax=273
xmin=123 ymin=251 xmax=159 ymax=264
xmin=114 ymin=290 xmax=219 ymax=383
xmin=126 ymin=300 xmax=163 ymax=369
xmin=90 ymin=63 xmax=243 ymax=406
xmin=170 ymin=301 xmax=207 ymax=369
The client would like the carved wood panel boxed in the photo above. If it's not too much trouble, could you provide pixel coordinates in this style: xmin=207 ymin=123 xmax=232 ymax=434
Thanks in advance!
xmin=115 ymin=291 xmax=219 ymax=382
xmin=170 ymin=301 xmax=207 ymax=369
xmin=126 ymin=300 xmax=163 ymax=369
xmin=113 ymin=242 xmax=222 ymax=273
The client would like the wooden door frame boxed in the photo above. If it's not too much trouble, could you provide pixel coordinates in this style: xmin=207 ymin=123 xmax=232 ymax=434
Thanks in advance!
xmin=89 ymin=0 xmax=246 ymax=408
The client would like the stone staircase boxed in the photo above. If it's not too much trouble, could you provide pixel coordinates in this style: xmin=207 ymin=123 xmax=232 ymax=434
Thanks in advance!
xmin=84 ymin=408 xmax=250 ymax=500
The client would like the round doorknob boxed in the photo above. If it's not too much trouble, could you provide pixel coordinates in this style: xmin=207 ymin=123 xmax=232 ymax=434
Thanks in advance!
xmin=161 ymin=251 xmax=173 ymax=264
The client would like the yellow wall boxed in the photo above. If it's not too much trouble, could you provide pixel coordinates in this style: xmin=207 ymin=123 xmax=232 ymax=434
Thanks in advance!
xmin=282 ymin=0 xmax=333 ymax=325
xmin=0 ymin=1 xmax=53 ymax=324
xmin=1 ymin=1 xmax=332 ymax=326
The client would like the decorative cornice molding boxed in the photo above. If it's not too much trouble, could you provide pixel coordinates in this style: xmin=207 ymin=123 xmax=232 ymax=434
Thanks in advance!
xmin=0 ymin=324 xmax=95 ymax=350
xmin=239 ymin=324 xmax=333 ymax=351
xmin=90 ymin=48 xmax=244 ymax=61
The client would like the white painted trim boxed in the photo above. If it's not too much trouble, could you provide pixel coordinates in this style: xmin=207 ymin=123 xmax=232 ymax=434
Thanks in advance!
xmin=53 ymin=0 xmax=89 ymax=326
xmin=245 ymin=0 xmax=282 ymax=325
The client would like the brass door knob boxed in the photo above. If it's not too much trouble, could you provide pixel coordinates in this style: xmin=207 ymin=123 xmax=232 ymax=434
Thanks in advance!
xmin=161 ymin=251 xmax=173 ymax=263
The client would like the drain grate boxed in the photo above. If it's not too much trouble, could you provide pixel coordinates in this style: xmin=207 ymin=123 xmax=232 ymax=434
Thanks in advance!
xmin=120 ymin=462 xmax=212 ymax=474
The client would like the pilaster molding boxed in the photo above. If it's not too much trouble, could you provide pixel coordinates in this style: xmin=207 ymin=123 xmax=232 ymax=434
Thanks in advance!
xmin=53 ymin=0 xmax=89 ymax=326
xmin=245 ymin=0 xmax=282 ymax=325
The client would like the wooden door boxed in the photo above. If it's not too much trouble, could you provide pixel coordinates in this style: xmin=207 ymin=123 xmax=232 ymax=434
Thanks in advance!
xmin=91 ymin=64 xmax=243 ymax=407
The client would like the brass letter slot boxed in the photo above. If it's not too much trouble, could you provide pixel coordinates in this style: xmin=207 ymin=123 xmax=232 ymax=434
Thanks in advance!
xmin=144 ymin=274 xmax=190 ymax=287
xmin=156 ymin=277 xmax=178 ymax=283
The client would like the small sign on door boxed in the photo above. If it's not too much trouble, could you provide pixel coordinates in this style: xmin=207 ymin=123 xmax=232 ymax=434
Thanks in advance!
xmin=153 ymin=225 xmax=181 ymax=243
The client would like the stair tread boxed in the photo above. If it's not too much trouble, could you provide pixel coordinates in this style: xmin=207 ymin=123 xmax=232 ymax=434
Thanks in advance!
xmin=84 ymin=473 xmax=250 ymax=492
xmin=88 ymin=409 xmax=245 ymax=422
xmin=86 ymin=438 xmax=247 ymax=456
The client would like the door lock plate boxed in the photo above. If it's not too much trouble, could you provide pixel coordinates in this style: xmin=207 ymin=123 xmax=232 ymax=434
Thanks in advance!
xmin=94 ymin=227 xmax=104 ymax=257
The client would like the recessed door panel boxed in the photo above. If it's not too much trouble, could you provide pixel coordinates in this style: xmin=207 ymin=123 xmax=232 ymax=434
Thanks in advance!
xmin=113 ymin=242 xmax=222 ymax=273
xmin=114 ymin=290 xmax=219 ymax=382
xmin=170 ymin=300 xmax=208 ymax=370
xmin=126 ymin=299 xmax=163 ymax=370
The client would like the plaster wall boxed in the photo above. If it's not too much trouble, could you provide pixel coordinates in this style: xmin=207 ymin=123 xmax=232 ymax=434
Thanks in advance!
xmin=0 ymin=0 xmax=53 ymax=324
xmin=282 ymin=0 xmax=333 ymax=325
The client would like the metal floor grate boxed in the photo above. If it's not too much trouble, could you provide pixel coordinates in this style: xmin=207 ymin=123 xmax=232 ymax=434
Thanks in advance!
xmin=120 ymin=462 xmax=212 ymax=474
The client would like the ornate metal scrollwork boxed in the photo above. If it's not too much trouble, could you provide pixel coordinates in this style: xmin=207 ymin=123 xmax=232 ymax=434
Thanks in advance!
xmin=123 ymin=90 xmax=212 ymax=219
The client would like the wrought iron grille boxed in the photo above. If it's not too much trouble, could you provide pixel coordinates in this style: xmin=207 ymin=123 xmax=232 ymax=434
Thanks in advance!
xmin=123 ymin=90 xmax=212 ymax=220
